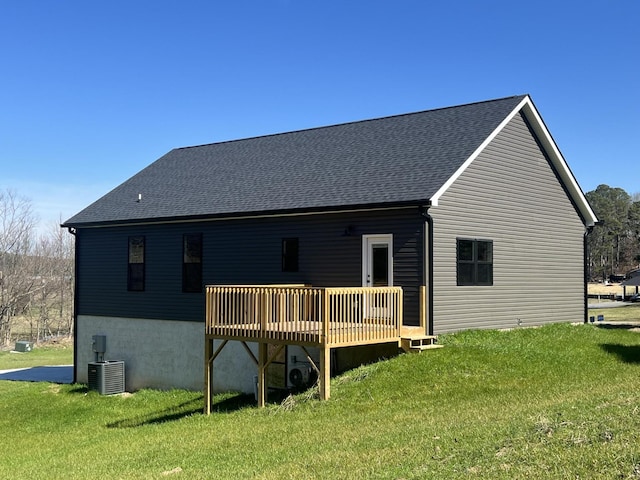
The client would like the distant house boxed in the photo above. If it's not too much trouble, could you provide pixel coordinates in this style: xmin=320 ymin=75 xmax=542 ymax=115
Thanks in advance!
xmin=63 ymin=95 xmax=598 ymax=395
xmin=622 ymin=269 xmax=640 ymax=297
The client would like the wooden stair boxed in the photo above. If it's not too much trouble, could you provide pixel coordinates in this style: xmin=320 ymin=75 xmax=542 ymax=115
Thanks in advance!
xmin=400 ymin=326 xmax=443 ymax=353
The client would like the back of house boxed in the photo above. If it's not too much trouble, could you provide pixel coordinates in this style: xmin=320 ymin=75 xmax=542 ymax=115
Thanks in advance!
xmin=63 ymin=95 xmax=597 ymax=393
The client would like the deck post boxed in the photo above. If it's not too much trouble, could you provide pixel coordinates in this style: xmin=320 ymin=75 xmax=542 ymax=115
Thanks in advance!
xmin=257 ymin=342 xmax=268 ymax=407
xmin=204 ymin=337 xmax=213 ymax=415
xmin=320 ymin=289 xmax=331 ymax=400
xmin=320 ymin=345 xmax=331 ymax=400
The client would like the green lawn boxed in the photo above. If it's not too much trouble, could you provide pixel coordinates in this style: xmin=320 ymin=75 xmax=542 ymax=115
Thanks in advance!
xmin=0 ymin=343 xmax=73 ymax=369
xmin=589 ymin=303 xmax=640 ymax=323
xmin=1 ymin=323 xmax=640 ymax=479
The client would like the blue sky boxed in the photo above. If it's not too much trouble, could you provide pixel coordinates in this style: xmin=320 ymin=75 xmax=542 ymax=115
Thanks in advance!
xmin=1 ymin=1 xmax=638 ymax=231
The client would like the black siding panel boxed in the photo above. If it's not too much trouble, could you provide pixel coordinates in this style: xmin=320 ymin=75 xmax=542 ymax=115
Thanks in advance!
xmin=77 ymin=208 xmax=423 ymax=324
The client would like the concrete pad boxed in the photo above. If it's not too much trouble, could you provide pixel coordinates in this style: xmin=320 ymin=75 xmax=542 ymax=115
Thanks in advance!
xmin=0 ymin=365 xmax=73 ymax=384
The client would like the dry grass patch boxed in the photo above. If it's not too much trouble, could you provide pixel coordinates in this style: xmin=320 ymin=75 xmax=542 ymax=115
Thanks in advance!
xmin=588 ymin=282 xmax=624 ymax=296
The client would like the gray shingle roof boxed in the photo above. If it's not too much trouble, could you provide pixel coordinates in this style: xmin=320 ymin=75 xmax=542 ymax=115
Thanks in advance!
xmin=64 ymin=95 xmax=527 ymax=227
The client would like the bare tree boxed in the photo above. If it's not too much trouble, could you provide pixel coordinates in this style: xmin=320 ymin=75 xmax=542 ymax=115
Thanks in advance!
xmin=27 ymin=219 xmax=75 ymax=340
xmin=0 ymin=189 xmax=38 ymax=344
xmin=52 ymin=219 xmax=75 ymax=336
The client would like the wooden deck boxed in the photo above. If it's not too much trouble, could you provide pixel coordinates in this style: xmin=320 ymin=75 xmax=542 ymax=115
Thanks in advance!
xmin=204 ymin=285 xmax=435 ymax=411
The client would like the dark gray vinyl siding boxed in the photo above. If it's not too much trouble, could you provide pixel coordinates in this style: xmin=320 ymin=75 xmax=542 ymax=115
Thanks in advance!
xmin=430 ymin=112 xmax=586 ymax=333
xmin=76 ymin=208 xmax=424 ymax=324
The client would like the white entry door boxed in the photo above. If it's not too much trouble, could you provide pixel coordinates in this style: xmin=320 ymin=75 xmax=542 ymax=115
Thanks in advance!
xmin=362 ymin=235 xmax=393 ymax=287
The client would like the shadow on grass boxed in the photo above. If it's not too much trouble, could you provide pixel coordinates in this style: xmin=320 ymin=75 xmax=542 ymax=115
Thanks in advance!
xmin=596 ymin=323 xmax=640 ymax=330
xmin=105 ymin=393 xmax=257 ymax=428
xmin=68 ymin=385 xmax=89 ymax=394
xmin=206 ymin=393 xmax=259 ymax=413
xmin=600 ymin=344 xmax=640 ymax=364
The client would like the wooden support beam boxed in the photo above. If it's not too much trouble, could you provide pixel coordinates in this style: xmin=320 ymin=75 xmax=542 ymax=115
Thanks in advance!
xmin=300 ymin=345 xmax=319 ymax=375
xmin=241 ymin=341 xmax=258 ymax=365
xmin=210 ymin=339 xmax=229 ymax=364
xmin=256 ymin=342 xmax=286 ymax=407
xmin=319 ymin=289 xmax=331 ymax=400
xmin=204 ymin=337 xmax=213 ymax=415
xmin=243 ymin=341 xmax=285 ymax=368
xmin=264 ymin=344 xmax=285 ymax=369
xmin=204 ymin=339 xmax=230 ymax=415
xmin=257 ymin=342 xmax=268 ymax=407
xmin=319 ymin=345 xmax=331 ymax=400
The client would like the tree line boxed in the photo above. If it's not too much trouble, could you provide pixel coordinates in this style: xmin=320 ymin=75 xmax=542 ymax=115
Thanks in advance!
xmin=586 ymin=184 xmax=640 ymax=281
xmin=0 ymin=189 xmax=74 ymax=345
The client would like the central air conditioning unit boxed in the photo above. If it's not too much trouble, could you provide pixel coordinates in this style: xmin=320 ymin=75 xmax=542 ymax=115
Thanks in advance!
xmin=88 ymin=361 xmax=125 ymax=395
xmin=287 ymin=346 xmax=319 ymax=391
xmin=15 ymin=340 xmax=33 ymax=352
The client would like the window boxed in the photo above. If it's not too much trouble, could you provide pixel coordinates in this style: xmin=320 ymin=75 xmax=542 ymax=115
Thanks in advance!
xmin=282 ymin=238 xmax=299 ymax=272
xmin=183 ymin=233 xmax=203 ymax=293
xmin=128 ymin=236 xmax=145 ymax=291
xmin=457 ymin=238 xmax=493 ymax=286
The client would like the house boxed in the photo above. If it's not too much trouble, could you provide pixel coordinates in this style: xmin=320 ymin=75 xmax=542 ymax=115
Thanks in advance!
xmin=621 ymin=269 xmax=640 ymax=297
xmin=63 ymin=95 xmax=598 ymax=398
xmin=627 ymin=268 xmax=640 ymax=279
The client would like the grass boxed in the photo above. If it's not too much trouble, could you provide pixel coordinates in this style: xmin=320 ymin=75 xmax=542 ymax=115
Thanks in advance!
xmin=1 ymin=323 xmax=640 ymax=479
xmin=588 ymin=282 xmax=625 ymax=296
xmin=589 ymin=303 xmax=640 ymax=323
xmin=0 ymin=341 xmax=73 ymax=369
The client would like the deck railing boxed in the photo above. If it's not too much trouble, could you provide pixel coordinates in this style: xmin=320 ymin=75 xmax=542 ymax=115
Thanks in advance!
xmin=205 ymin=285 xmax=403 ymax=347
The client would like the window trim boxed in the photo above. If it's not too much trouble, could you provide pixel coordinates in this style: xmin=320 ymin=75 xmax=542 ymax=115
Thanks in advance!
xmin=127 ymin=236 xmax=145 ymax=292
xmin=182 ymin=233 xmax=203 ymax=293
xmin=282 ymin=237 xmax=299 ymax=273
xmin=456 ymin=238 xmax=493 ymax=286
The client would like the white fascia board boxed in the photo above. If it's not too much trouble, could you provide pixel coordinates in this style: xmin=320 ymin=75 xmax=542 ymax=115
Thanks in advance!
xmin=519 ymin=97 xmax=598 ymax=227
xmin=429 ymin=96 xmax=598 ymax=227
xmin=429 ymin=97 xmax=528 ymax=207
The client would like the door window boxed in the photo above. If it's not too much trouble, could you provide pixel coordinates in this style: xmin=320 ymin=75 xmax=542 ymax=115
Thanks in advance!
xmin=362 ymin=235 xmax=393 ymax=287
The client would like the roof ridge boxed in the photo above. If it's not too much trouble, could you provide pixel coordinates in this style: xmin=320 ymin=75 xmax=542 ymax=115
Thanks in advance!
xmin=64 ymin=93 xmax=545 ymax=228
xmin=173 ymin=94 xmax=529 ymax=152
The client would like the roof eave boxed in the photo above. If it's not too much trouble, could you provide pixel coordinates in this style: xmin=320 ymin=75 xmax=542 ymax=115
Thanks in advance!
xmin=61 ymin=199 xmax=430 ymax=229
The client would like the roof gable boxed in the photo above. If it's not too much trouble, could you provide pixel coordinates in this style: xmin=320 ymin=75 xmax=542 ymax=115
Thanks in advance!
xmin=63 ymin=95 xmax=596 ymax=228
xmin=429 ymin=96 xmax=596 ymax=226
